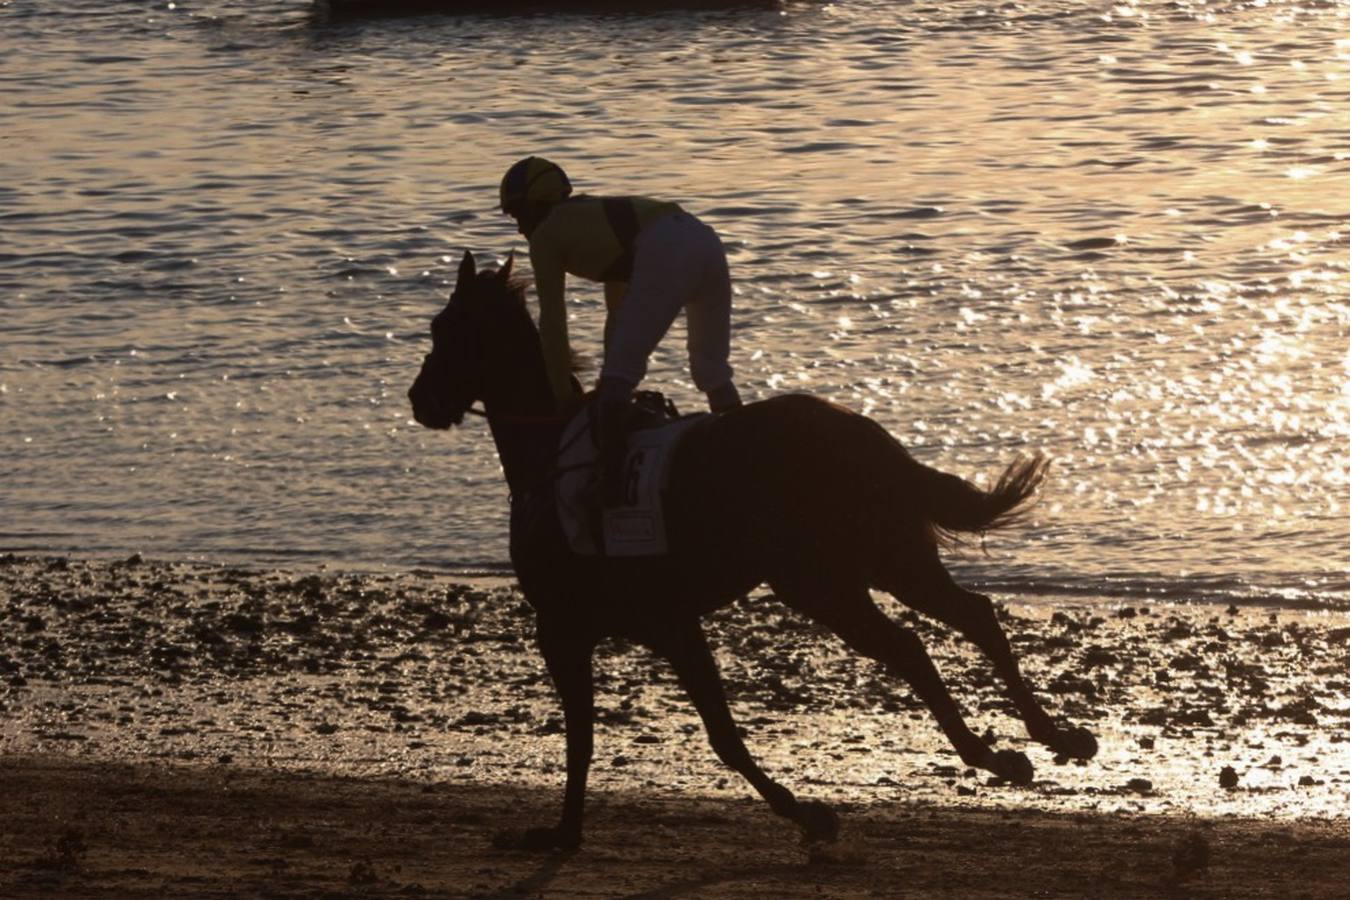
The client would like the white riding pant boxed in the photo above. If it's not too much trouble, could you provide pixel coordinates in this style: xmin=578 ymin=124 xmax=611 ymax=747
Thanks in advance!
xmin=600 ymin=212 xmax=734 ymax=394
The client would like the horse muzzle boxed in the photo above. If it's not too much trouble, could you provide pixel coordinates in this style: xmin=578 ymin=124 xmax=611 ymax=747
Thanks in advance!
xmin=407 ymin=383 xmax=464 ymax=430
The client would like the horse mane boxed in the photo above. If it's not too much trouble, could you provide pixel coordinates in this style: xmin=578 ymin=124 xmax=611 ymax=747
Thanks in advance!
xmin=485 ymin=268 xmax=593 ymax=376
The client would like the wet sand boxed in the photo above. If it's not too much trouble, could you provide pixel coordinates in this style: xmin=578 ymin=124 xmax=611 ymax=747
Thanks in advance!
xmin=3 ymin=554 xmax=1349 ymax=897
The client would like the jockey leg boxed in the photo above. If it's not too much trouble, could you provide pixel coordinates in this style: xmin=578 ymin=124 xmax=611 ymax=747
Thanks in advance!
xmin=683 ymin=216 xmax=740 ymax=413
xmin=604 ymin=213 xmax=741 ymax=414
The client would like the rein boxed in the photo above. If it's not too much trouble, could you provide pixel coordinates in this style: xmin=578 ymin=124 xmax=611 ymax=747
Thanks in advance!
xmin=466 ymin=404 xmax=573 ymax=426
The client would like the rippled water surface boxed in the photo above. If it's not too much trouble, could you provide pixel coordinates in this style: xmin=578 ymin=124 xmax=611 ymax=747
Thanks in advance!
xmin=3 ymin=0 xmax=1347 ymax=607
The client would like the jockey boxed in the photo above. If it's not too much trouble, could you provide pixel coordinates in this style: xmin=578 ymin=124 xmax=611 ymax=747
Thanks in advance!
xmin=499 ymin=156 xmax=742 ymax=506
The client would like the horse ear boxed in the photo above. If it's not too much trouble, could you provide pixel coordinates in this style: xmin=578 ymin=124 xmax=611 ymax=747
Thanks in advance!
xmin=498 ymin=250 xmax=515 ymax=284
xmin=456 ymin=251 xmax=477 ymax=292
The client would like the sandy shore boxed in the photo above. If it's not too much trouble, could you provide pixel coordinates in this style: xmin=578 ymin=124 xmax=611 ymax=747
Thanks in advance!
xmin=3 ymin=554 xmax=1349 ymax=897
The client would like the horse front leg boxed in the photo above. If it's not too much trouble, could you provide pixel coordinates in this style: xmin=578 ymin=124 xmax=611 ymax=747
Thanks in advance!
xmin=651 ymin=619 xmax=838 ymax=844
xmin=520 ymin=616 xmax=596 ymax=851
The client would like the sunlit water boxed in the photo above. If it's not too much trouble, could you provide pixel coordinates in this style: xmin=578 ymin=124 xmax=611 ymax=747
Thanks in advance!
xmin=3 ymin=0 xmax=1347 ymax=610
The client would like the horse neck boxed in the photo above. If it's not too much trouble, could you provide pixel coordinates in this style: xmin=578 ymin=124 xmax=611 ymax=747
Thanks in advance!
xmin=486 ymin=414 xmax=567 ymax=499
xmin=481 ymin=330 xmax=569 ymax=498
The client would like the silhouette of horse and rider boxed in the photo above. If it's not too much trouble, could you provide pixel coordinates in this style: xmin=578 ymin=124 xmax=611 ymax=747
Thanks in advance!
xmin=407 ymin=159 xmax=1098 ymax=850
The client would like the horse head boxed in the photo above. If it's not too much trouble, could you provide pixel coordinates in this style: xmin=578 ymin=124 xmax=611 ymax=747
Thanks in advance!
xmin=407 ymin=250 xmax=529 ymax=429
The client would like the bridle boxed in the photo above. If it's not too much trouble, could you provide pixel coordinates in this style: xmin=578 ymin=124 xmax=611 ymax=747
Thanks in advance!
xmin=464 ymin=403 xmax=575 ymax=427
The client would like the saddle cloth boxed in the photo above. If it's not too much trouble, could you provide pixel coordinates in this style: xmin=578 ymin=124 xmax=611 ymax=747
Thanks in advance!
xmin=555 ymin=411 xmax=706 ymax=557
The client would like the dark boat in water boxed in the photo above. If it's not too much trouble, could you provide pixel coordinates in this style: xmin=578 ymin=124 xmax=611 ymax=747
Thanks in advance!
xmin=316 ymin=0 xmax=779 ymax=16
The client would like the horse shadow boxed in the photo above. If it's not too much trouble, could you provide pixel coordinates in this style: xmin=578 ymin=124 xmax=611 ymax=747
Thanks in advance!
xmin=481 ymin=850 xmax=821 ymax=900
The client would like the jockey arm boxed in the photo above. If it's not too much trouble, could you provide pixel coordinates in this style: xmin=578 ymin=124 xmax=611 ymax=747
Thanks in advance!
xmin=530 ymin=239 xmax=580 ymax=412
xmin=602 ymin=280 xmax=627 ymax=353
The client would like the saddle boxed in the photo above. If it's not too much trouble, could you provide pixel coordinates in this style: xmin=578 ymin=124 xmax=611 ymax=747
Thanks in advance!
xmin=555 ymin=391 xmax=706 ymax=557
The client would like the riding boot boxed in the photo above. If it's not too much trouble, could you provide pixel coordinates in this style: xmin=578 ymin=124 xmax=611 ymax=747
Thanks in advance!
xmin=586 ymin=376 xmax=635 ymax=512
xmin=705 ymin=381 xmax=742 ymax=414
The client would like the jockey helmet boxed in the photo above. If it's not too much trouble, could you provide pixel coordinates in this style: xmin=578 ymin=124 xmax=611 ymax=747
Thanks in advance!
xmin=499 ymin=157 xmax=572 ymax=216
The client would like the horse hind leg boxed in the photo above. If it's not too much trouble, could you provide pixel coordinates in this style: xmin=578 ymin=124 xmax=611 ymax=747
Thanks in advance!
xmin=877 ymin=552 xmax=1098 ymax=761
xmin=775 ymin=577 xmax=1036 ymax=785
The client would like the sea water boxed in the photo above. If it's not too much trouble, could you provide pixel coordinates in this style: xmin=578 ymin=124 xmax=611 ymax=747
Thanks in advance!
xmin=2 ymin=0 xmax=1347 ymax=609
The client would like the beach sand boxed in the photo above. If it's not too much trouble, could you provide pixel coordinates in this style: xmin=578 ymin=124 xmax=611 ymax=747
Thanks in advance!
xmin=3 ymin=554 xmax=1349 ymax=897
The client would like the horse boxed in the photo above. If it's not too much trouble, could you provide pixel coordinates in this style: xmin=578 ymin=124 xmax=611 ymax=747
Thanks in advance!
xmin=407 ymin=250 xmax=1098 ymax=850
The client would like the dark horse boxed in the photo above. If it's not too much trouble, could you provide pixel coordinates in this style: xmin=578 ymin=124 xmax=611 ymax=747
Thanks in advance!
xmin=408 ymin=251 xmax=1098 ymax=850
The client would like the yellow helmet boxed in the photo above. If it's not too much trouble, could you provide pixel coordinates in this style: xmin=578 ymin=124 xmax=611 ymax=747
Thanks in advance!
xmin=499 ymin=157 xmax=572 ymax=216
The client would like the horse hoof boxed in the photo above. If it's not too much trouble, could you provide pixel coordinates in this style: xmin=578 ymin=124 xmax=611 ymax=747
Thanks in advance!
xmin=990 ymin=749 xmax=1035 ymax=785
xmin=796 ymin=800 xmax=840 ymax=844
xmin=1054 ymin=726 xmax=1099 ymax=760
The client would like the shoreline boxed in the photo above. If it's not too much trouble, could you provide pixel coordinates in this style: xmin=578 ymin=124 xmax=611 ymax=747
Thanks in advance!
xmin=0 ymin=548 xmax=521 ymax=583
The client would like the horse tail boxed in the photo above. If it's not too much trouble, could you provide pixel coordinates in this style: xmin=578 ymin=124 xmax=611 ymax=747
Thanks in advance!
xmin=914 ymin=453 xmax=1049 ymax=546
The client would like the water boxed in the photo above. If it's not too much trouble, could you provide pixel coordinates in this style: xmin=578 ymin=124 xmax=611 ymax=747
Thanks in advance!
xmin=2 ymin=0 xmax=1347 ymax=610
